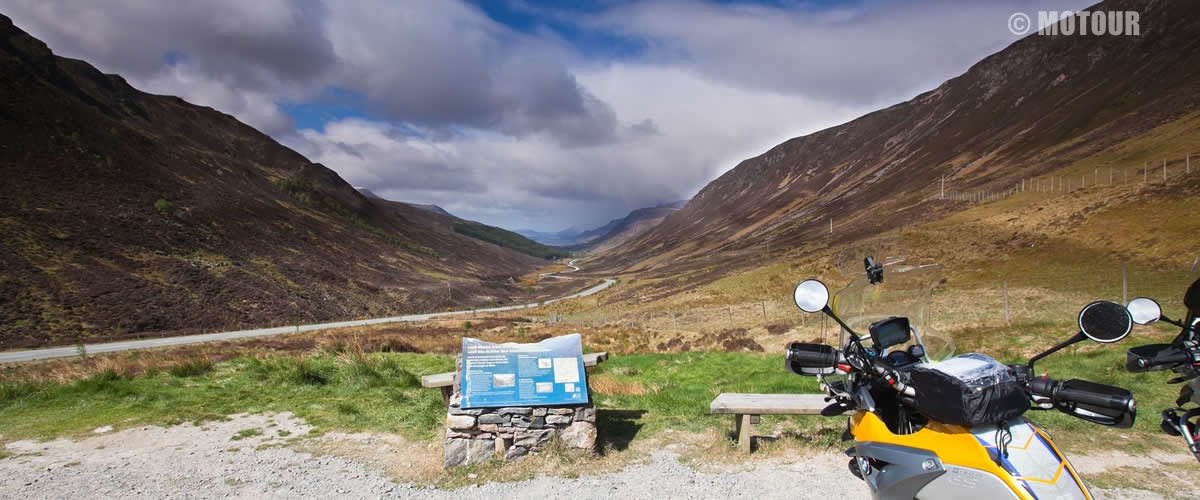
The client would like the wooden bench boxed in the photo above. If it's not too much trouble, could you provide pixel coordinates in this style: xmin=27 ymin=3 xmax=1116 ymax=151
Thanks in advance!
xmin=420 ymin=351 xmax=610 ymax=403
xmin=710 ymin=393 xmax=828 ymax=453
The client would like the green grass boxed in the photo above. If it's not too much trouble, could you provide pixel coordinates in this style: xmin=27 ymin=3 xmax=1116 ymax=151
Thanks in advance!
xmin=0 ymin=346 xmax=1179 ymax=457
xmin=231 ymin=428 xmax=263 ymax=441
xmin=0 ymin=352 xmax=453 ymax=441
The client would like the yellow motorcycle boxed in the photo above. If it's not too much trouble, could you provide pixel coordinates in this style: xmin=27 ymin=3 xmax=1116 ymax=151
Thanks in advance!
xmin=787 ymin=257 xmax=1136 ymax=500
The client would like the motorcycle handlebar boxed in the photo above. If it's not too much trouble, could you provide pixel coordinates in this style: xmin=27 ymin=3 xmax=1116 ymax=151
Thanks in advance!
xmin=1029 ymin=377 xmax=1135 ymax=412
xmin=1135 ymin=350 xmax=1193 ymax=370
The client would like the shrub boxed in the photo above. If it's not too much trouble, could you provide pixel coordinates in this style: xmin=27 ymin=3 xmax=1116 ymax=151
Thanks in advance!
xmin=154 ymin=198 xmax=175 ymax=216
xmin=463 ymin=321 xmax=472 ymax=331
xmin=168 ymin=357 xmax=214 ymax=378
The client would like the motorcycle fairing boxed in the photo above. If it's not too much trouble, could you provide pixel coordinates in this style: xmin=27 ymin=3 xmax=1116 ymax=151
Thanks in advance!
xmin=970 ymin=420 xmax=1089 ymax=500
xmin=850 ymin=412 xmax=1091 ymax=500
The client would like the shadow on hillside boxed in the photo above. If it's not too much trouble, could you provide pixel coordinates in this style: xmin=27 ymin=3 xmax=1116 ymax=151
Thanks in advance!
xmin=597 ymin=409 xmax=646 ymax=454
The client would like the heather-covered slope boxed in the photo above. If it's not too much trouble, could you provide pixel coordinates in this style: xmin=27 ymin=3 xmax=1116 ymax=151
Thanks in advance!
xmin=0 ymin=15 xmax=543 ymax=348
xmin=596 ymin=0 xmax=1200 ymax=274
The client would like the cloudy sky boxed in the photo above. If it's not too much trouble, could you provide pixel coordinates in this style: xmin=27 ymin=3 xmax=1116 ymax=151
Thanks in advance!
xmin=3 ymin=0 xmax=1094 ymax=231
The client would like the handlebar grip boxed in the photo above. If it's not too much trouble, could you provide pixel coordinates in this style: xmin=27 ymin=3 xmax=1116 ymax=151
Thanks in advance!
xmin=1031 ymin=377 xmax=1134 ymax=412
xmin=1136 ymin=350 xmax=1192 ymax=370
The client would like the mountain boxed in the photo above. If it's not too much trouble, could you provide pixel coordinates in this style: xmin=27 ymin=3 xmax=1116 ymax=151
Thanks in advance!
xmin=355 ymin=187 xmax=382 ymax=200
xmin=583 ymin=204 xmax=686 ymax=254
xmin=353 ymin=194 xmax=565 ymax=260
xmin=409 ymin=203 xmax=454 ymax=218
xmin=594 ymin=0 xmax=1200 ymax=275
xmin=518 ymin=200 xmax=688 ymax=248
xmin=570 ymin=201 xmax=687 ymax=250
xmin=0 ymin=15 xmax=544 ymax=348
xmin=515 ymin=228 xmax=582 ymax=247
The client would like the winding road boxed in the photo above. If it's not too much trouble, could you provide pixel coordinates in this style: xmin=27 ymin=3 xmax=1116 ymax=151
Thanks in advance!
xmin=0 ymin=259 xmax=614 ymax=364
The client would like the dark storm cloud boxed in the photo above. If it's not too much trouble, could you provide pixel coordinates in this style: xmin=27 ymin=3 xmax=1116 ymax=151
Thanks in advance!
xmin=2 ymin=0 xmax=621 ymax=146
xmin=2 ymin=0 xmax=336 ymax=90
xmin=581 ymin=0 xmax=1098 ymax=107
xmin=325 ymin=1 xmax=620 ymax=147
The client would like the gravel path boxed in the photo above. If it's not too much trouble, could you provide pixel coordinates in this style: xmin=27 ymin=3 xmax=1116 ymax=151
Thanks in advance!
xmin=0 ymin=413 xmax=1190 ymax=499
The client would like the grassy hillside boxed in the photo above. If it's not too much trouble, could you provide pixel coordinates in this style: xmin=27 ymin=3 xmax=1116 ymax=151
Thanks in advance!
xmin=452 ymin=221 xmax=572 ymax=260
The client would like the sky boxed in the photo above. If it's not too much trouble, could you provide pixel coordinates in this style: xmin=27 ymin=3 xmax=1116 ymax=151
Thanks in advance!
xmin=2 ymin=0 xmax=1095 ymax=231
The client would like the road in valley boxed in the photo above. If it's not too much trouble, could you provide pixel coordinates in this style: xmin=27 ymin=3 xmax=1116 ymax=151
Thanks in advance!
xmin=0 ymin=259 xmax=612 ymax=364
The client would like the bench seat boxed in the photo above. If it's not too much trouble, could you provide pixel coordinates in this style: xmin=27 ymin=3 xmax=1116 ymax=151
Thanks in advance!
xmin=710 ymin=393 xmax=828 ymax=453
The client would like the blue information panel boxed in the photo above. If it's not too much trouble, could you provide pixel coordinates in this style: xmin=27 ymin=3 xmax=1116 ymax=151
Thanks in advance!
xmin=460 ymin=333 xmax=589 ymax=409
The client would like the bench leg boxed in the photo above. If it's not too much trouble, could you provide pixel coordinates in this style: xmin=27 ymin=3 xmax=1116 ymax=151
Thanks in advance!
xmin=735 ymin=414 xmax=753 ymax=453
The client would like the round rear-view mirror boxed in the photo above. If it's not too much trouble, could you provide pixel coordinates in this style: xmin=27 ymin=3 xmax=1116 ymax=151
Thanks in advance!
xmin=1126 ymin=297 xmax=1162 ymax=326
xmin=794 ymin=279 xmax=829 ymax=313
xmin=1078 ymin=300 xmax=1132 ymax=343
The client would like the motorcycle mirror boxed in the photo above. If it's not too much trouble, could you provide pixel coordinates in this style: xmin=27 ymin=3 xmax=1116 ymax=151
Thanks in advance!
xmin=1078 ymin=300 xmax=1133 ymax=343
xmin=1126 ymin=297 xmax=1162 ymax=326
xmin=794 ymin=279 xmax=830 ymax=313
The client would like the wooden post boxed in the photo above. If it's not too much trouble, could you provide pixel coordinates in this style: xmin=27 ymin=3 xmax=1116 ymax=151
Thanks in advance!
xmin=940 ymin=176 xmax=944 ymax=199
xmin=1144 ymin=162 xmax=1148 ymax=183
xmin=1110 ymin=167 xmax=1114 ymax=185
xmin=1003 ymin=279 xmax=1011 ymax=326
xmin=736 ymin=414 xmax=753 ymax=453
xmin=1163 ymin=159 xmax=1167 ymax=181
xmin=760 ymin=302 xmax=767 ymax=326
xmin=672 ymin=312 xmax=678 ymax=332
xmin=1124 ymin=168 xmax=1128 ymax=184
xmin=1188 ymin=154 xmax=1191 ymax=174
xmin=728 ymin=306 xmax=734 ymax=329
xmin=1121 ymin=264 xmax=1128 ymax=304
xmin=1094 ymin=168 xmax=1098 ymax=186
xmin=830 ymin=217 xmax=833 ymax=234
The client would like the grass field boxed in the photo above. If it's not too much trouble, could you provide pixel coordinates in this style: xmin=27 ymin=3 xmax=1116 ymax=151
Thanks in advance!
xmin=0 ymin=320 xmax=1190 ymax=462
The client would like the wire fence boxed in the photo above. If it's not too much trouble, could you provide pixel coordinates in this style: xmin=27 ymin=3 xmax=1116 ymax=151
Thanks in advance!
xmin=540 ymin=262 xmax=1199 ymax=346
xmin=933 ymin=153 xmax=1195 ymax=203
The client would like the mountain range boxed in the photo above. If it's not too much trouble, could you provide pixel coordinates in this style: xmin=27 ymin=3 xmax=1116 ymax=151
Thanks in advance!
xmin=593 ymin=0 xmax=1200 ymax=277
xmin=4 ymin=0 xmax=1199 ymax=348
xmin=517 ymin=200 xmax=687 ymax=248
xmin=0 ymin=14 xmax=553 ymax=348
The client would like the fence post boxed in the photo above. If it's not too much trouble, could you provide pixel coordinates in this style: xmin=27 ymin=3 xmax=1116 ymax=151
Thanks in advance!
xmin=1109 ymin=167 xmax=1114 ymax=185
xmin=760 ymin=302 xmax=767 ymax=326
xmin=728 ymin=306 xmax=734 ymax=330
xmin=1163 ymin=159 xmax=1167 ymax=181
xmin=1003 ymin=279 xmax=1011 ymax=326
xmin=672 ymin=312 xmax=678 ymax=332
xmin=1144 ymin=162 xmax=1148 ymax=183
xmin=1121 ymin=264 xmax=1128 ymax=304
xmin=1188 ymin=154 xmax=1191 ymax=174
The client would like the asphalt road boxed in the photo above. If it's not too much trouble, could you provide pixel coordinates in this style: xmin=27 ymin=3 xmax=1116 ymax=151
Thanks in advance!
xmin=0 ymin=260 xmax=613 ymax=364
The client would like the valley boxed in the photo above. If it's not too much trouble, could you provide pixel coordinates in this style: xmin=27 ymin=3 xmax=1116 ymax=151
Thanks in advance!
xmin=2 ymin=1 xmax=1200 ymax=496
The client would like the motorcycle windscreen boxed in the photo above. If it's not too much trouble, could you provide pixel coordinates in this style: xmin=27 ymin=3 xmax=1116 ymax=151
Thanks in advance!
xmin=966 ymin=418 xmax=1089 ymax=500
xmin=831 ymin=262 xmax=955 ymax=361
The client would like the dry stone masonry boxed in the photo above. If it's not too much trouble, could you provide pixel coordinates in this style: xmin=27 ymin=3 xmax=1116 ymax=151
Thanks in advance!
xmin=444 ymin=360 xmax=597 ymax=468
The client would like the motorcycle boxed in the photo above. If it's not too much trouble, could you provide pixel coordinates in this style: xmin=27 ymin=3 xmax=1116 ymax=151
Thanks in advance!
xmin=1124 ymin=277 xmax=1200 ymax=462
xmin=786 ymin=256 xmax=1137 ymax=500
